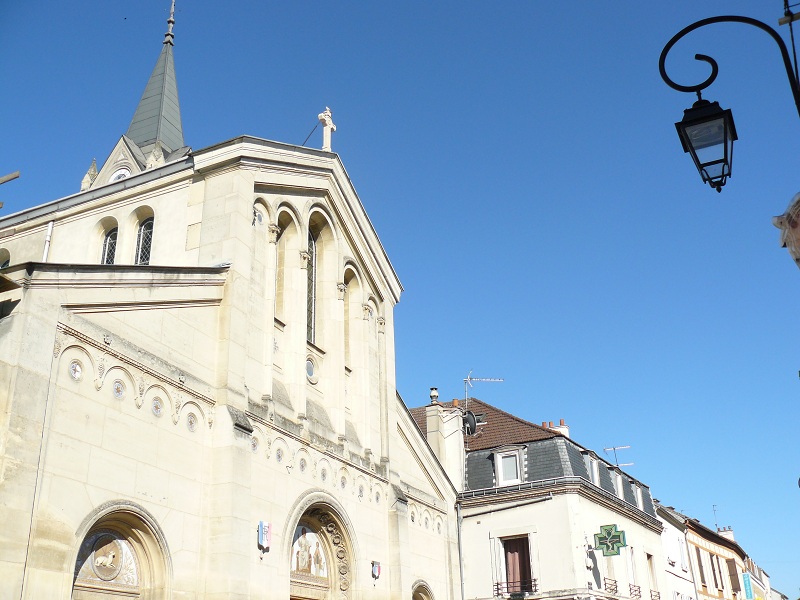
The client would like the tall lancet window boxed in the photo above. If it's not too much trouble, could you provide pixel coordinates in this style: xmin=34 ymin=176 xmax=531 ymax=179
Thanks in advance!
xmin=306 ymin=231 xmax=317 ymax=343
xmin=135 ymin=218 xmax=154 ymax=265
xmin=102 ymin=228 xmax=118 ymax=265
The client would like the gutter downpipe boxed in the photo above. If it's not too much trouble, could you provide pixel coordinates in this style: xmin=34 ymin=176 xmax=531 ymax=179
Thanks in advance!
xmin=456 ymin=500 xmax=465 ymax=600
xmin=41 ymin=221 xmax=54 ymax=261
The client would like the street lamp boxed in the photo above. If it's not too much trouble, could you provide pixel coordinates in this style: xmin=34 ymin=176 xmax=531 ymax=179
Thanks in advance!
xmin=659 ymin=14 xmax=800 ymax=192
xmin=675 ymin=98 xmax=737 ymax=192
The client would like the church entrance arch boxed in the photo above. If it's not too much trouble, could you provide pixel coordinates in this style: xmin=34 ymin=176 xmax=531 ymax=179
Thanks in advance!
xmin=71 ymin=503 xmax=170 ymax=600
xmin=412 ymin=580 xmax=435 ymax=600
xmin=289 ymin=504 xmax=355 ymax=600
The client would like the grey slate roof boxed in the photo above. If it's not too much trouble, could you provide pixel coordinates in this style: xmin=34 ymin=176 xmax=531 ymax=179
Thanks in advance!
xmin=126 ymin=41 xmax=184 ymax=155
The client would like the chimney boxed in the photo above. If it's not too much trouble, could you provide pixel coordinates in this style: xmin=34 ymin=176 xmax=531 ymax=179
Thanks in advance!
xmin=717 ymin=526 xmax=735 ymax=542
xmin=548 ymin=418 xmax=570 ymax=438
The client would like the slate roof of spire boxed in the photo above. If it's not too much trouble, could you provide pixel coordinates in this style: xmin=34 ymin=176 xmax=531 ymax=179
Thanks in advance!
xmin=125 ymin=2 xmax=184 ymax=156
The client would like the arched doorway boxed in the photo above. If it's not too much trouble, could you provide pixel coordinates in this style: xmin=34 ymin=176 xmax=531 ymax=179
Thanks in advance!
xmin=412 ymin=580 xmax=435 ymax=600
xmin=72 ymin=506 xmax=169 ymax=599
xmin=290 ymin=505 xmax=354 ymax=600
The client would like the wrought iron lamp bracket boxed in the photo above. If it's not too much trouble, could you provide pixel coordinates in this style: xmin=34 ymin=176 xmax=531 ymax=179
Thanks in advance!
xmin=659 ymin=15 xmax=800 ymax=116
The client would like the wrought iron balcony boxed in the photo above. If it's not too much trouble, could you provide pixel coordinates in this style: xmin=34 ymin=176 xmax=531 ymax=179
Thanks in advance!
xmin=604 ymin=578 xmax=619 ymax=595
xmin=650 ymin=591 xmax=661 ymax=600
xmin=493 ymin=579 xmax=539 ymax=596
xmin=630 ymin=584 xmax=642 ymax=599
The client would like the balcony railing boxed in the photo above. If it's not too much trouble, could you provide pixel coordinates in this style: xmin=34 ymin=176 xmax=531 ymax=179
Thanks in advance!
xmin=604 ymin=578 xmax=619 ymax=595
xmin=650 ymin=591 xmax=661 ymax=600
xmin=630 ymin=584 xmax=642 ymax=599
xmin=493 ymin=579 xmax=539 ymax=596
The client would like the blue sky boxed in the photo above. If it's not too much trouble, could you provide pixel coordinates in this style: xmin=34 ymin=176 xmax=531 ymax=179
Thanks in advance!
xmin=1 ymin=1 xmax=799 ymax=594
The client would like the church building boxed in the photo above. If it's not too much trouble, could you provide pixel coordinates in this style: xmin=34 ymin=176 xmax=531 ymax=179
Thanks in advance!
xmin=0 ymin=5 xmax=459 ymax=598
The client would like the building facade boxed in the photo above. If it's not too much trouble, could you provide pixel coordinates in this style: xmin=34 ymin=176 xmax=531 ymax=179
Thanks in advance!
xmin=0 ymin=8 xmax=459 ymax=599
xmin=411 ymin=398 xmax=666 ymax=600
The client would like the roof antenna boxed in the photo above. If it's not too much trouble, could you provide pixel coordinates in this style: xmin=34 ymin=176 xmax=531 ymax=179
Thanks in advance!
xmin=603 ymin=445 xmax=633 ymax=467
xmin=713 ymin=504 xmax=719 ymax=531
xmin=463 ymin=370 xmax=504 ymax=411
xmin=164 ymin=0 xmax=176 ymax=46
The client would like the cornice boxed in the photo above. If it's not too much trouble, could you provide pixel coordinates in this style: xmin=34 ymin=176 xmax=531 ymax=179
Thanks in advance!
xmin=460 ymin=476 xmax=663 ymax=533
xmin=0 ymin=158 xmax=193 ymax=233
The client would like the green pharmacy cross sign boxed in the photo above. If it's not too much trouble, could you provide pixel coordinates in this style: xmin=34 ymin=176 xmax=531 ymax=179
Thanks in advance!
xmin=594 ymin=524 xmax=627 ymax=556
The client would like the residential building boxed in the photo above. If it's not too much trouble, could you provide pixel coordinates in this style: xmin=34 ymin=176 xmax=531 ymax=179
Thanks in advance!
xmin=656 ymin=504 xmax=697 ymax=600
xmin=411 ymin=398 xmax=666 ymax=600
xmin=0 ymin=6 xmax=459 ymax=599
xmin=654 ymin=505 xmax=772 ymax=600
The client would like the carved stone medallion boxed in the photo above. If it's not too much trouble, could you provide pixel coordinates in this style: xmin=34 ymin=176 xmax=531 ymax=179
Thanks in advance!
xmin=91 ymin=535 xmax=123 ymax=581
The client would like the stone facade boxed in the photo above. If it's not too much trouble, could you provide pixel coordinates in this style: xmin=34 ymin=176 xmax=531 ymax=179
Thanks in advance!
xmin=0 ymin=136 xmax=459 ymax=599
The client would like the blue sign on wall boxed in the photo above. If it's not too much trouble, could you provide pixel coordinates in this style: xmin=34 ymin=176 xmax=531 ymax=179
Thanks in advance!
xmin=743 ymin=573 xmax=753 ymax=600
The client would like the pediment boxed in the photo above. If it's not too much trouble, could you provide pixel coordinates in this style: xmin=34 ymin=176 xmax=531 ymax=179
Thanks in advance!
xmin=90 ymin=136 xmax=147 ymax=190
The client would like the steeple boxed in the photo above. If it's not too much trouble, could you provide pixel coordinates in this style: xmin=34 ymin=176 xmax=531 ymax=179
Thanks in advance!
xmin=125 ymin=0 xmax=184 ymax=156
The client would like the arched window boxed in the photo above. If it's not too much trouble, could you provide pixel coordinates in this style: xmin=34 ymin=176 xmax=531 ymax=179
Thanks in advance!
xmin=101 ymin=228 xmax=118 ymax=265
xmin=135 ymin=218 xmax=154 ymax=265
xmin=0 ymin=248 xmax=9 ymax=269
xmin=306 ymin=230 xmax=317 ymax=343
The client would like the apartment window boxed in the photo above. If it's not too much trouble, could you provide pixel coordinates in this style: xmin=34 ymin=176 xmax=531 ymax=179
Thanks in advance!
xmin=647 ymin=553 xmax=657 ymax=591
xmin=695 ymin=547 xmax=706 ymax=587
xmin=634 ymin=484 xmax=644 ymax=510
xmin=710 ymin=553 xmax=719 ymax=589
xmin=610 ymin=469 xmax=624 ymax=498
xmin=582 ymin=452 xmax=600 ymax=485
xmin=725 ymin=559 xmax=741 ymax=592
xmin=502 ymin=537 xmax=533 ymax=594
xmin=135 ymin=218 xmax=153 ymax=265
xmin=679 ymin=539 xmax=688 ymax=571
xmin=627 ymin=546 xmax=637 ymax=584
xmin=306 ymin=231 xmax=317 ymax=343
xmin=715 ymin=556 xmax=724 ymax=591
xmin=101 ymin=228 xmax=118 ymax=265
xmin=494 ymin=449 xmax=522 ymax=486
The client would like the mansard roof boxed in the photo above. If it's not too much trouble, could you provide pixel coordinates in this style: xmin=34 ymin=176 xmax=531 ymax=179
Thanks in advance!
xmin=409 ymin=397 xmax=558 ymax=451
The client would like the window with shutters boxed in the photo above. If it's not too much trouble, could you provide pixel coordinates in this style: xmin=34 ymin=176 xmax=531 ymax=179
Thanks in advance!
xmin=695 ymin=547 xmax=707 ymax=587
xmin=726 ymin=559 xmax=741 ymax=592
xmin=499 ymin=537 xmax=534 ymax=594
xmin=679 ymin=539 xmax=688 ymax=571
xmin=710 ymin=552 xmax=719 ymax=589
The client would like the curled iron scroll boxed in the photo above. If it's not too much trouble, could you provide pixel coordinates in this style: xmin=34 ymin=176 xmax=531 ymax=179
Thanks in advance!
xmin=658 ymin=15 xmax=800 ymax=117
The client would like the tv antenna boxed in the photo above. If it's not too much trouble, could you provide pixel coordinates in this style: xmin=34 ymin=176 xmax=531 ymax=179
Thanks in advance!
xmin=713 ymin=504 xmax=719 ymax=530
xmin=463 ymin=370 xmax=504 ymax=411
xmin=603 ymin=445 xmax=634 ymax=467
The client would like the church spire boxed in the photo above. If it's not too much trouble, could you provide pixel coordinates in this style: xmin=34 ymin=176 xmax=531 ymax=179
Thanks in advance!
xmin=125 ymin=0 xmax=184 ymax=156
xmin=163 ymin=0 xmax=176 ymax=46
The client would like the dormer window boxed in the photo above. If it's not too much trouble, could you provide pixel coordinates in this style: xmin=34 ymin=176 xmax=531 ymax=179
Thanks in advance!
xmin=494 ymin=447 xmax=523 ymax=486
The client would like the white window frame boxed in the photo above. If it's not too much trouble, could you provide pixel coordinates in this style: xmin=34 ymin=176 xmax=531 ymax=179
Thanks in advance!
xmin=494 ymin=447 xmax=523 ymax=486
xmin=679 ymin=538 xmax=688 ymax=571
